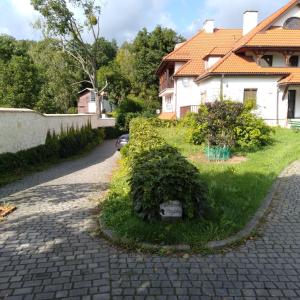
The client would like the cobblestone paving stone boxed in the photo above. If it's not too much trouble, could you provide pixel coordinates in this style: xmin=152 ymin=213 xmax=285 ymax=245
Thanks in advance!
xmin=1 ymin=141 xmax=300 ymax=299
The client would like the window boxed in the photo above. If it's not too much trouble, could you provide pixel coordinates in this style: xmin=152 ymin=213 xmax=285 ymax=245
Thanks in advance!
xmin=284 ymin=17 xmax=300 ymax=29
xmin=90 ymin=91 xmax=95 ymax=102
xmin=261 ymin=55 xmax=273 ymax=67
xmin=244 ymin=89 xmax=257 ymax=108
xmin=289 ymin=55 xmax=299 ymax=67
xmin=165 ymin=95 xmax=173 ymax=112
xmin=200 ymin=91 xmax=207 ymax=104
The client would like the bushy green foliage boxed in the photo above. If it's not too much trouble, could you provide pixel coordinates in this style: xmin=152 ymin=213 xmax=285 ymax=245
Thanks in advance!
xmin=97 ymin=62 xmax=131 ymax=107
xmin=189 ymin=101 xmax=273 ymax=151
xmin=179 ymin=113 xmax=206 ymax=145
xmin=29 ymin=38 xmax=81 ymax=113
xmin=125 ymin=118 xmax=207 ymax=221
xmin=104 ymin=127 xmax=124 ymax=139
xmin=147 ymin=117 xmax=178 ymax=128
xmin=132 ymin=26 xmax=185 ymax=96
xmin=125 ymin=118 xmax=165 ymax=161
xmin=118 ymin=97 xmax=143 ymax=113
xmin=235 ymin=111 xmax=274 ymax=150
xmin=0 ymin=124 xmax=104 ymax=175
xmin=58 ymin=124 xmax=103 ymax=158
xmin=0 ymin=55 xmax=40 ymax=109
xmin=67 ymin=107 xmax=78 ymax=114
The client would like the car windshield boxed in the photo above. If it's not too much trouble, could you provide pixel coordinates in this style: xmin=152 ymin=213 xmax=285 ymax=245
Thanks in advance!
xmin=120 ymin=134 xmax=129 ymax=140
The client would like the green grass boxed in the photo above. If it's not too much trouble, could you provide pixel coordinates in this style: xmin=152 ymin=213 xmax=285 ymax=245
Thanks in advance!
xmin=101 ymin=128 xmax=300 ymax=248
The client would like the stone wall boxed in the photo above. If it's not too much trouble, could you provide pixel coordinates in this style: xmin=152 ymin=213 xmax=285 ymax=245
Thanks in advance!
xmin=0 ymin=108 xmax=115 ymax=154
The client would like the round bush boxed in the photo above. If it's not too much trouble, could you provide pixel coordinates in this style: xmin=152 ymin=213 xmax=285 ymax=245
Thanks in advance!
xmin=127 ymin=118 xmax=208 ymax=222
xmin=129 ymin=145 xmax=207 ymax=221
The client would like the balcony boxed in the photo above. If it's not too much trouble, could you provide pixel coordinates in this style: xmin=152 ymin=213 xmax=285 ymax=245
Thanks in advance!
xmin=159 ymin=65 xmax=175 ymax=97
xmin=160 ymin=78 xmax=174 ymax=92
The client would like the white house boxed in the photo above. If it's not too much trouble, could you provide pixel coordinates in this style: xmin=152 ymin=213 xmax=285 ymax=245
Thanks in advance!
xmin=157 ymin=0 xmax=300 ymax=126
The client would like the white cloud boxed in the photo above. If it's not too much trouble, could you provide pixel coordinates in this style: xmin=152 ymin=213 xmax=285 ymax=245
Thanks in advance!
xmin=99 ymin=0 xmax=172 ymax=42
xmin=0 ymin=0 xmax=41 ymax=40
xmin=10 ymin=0 xmax=36 ymax=16
xmin=0 ymin=0 xmax=174 ymax=43
xmin=0 ymin=0 xmax=295 ymax=43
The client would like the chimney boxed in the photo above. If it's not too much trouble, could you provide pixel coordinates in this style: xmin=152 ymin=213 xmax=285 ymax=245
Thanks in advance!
xmin=243 ymin=11 xmax=258 ymax=35
xmin=203 ymin=19 xmax=215 ymax=34
xmin=174 ymin=42 xmax=185 ymax=50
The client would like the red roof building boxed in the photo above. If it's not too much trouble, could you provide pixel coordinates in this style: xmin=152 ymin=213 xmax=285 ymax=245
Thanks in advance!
xmin=157 ymin=0 xmax=300 ymax=126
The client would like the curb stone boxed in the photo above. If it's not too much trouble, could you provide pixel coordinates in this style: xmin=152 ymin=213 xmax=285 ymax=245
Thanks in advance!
xmin=99 ymin=217 xmax=191 ymax=252
xmin=99 ymin=161 xmax=294 ymax=252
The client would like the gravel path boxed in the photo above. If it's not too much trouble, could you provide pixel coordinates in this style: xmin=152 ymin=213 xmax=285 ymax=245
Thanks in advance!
xmin=1 ymin=142 xmax=300 ymax=300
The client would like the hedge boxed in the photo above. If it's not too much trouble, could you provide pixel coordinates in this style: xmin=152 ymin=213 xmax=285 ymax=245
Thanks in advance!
xmin=0 ymin=123 xmax=104 ymax=175
xmin=123 ymin=118 xmax=208 ymax=222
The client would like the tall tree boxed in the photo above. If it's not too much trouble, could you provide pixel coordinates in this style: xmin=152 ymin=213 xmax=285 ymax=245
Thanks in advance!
xmin=97 ymin=62 xmax=131 ymax=107
xmin=115 ymin=42 xmax=135 ymax=85
xmin=0 ymin=55 xmax=40 ymax=108
xmin=31 ymin=0 xmax=106 ymax=110
xmin=29 ymin=38 xmax=81 ymax=113
xmin=0 ymin=35 xmax=17 ymax=62
xmin=132 ymin=26 xmax=185 ymax=96
xmin=94 ymin=37 xmax=118 ymax=69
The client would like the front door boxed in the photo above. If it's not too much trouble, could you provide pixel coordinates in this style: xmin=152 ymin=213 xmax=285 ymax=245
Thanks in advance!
xmin=288 ymin=90 xmax=296 ymax=119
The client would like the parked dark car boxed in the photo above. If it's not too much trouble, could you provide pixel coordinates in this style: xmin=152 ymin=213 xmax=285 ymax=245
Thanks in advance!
xmin=116 ymin=134 xmax=129 ymax=151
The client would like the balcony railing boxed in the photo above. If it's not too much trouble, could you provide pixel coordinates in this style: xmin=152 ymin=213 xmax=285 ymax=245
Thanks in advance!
xmin=180 ymin=105 xmax=200 ymax=118
xmin=159 ymin=78 xmax=174 ymax=92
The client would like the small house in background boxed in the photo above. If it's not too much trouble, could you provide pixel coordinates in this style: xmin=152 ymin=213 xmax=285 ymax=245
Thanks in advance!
xmin=77 ymin=88 xmax=115 ymax=114
xmin=78 ymin=88 xmax=97 ymax=114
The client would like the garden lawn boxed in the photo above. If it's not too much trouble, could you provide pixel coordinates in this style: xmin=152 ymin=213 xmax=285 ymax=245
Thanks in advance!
xmin=101 ymin=127 xmax=300 ymax=249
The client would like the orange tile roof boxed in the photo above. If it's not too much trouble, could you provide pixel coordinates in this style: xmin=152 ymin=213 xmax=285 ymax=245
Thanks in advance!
xmin=158 ymin=112 xmax=176 ymax=120
xmin=199 ymin=52 xmax=300 ymax=75
xmin=208 ymin=47 xmax=232 ymax=56
xmin=232 ymin=0 xmax=300 ymax=51
xmin=200 ymin=0 xmax=300 ymax=79
xmin=245 ymin=27 xmax=300 ymax=47
xmin=159 ymin=0 xmax=300 ymax=84
xmin=278 ymin=73 xmax=300 ymax=85
xmin=161 ymin=29 xmax=242 ymax=77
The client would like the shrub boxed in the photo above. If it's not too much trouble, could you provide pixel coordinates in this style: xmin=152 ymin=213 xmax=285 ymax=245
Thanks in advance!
xmin=126 ymin=118 xmax=207 ymax=221
xmin=179 ymin=113 xmax=206 ymax=145
xmin=235 ymin=111 xmax=274 ymax=151
xmin=118 ymin=97 xmax=143 ymax=114
xmin=147 ymin=117 xmax=178 ymax=128
xmin=130 ymin=145 xmax=207 ymax=221
xmin=67 ymin=107 xmax=78 ymax=114
xmin=115 ymin=98 xmax=143 ymax=131
xmin=104 ymin=127 xmax=123 ymax=139
xmin=0 ymin=124 xmax=104 ymax=175
xmin=124 ymin=117 xmax=165 ymax=162
xmin=188 ymin=101 xmax=273 ymax=151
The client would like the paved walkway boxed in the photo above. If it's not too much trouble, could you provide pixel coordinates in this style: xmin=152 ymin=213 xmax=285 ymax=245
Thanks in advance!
xmin=1 ymin=142 xmax=300 ymax=300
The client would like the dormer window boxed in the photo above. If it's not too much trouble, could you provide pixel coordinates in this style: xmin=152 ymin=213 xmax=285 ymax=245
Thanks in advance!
xmin=261 ymin=55 xmax=273 ymax=67
xmin=289 ymin=55 xmax=299 ymax=67
xmin=284 ymin=17 xmax=300 ymax=29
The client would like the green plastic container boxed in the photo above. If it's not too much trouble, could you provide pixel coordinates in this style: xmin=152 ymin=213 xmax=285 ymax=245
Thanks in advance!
xmin=205 ymin=146 xmax=231 ymax=161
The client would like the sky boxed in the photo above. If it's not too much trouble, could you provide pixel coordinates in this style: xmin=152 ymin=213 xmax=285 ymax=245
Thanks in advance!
xmin=0 ymin=0 xmax=289 ymax=43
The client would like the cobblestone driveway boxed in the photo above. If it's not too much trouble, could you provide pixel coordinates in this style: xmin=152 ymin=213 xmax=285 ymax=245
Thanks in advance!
xmin=1 ymin=142 xmax=300 ymax=300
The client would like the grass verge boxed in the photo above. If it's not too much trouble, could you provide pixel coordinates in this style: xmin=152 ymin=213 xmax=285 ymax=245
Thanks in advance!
xmin=101 ymin=128 xmax=300 ymax=249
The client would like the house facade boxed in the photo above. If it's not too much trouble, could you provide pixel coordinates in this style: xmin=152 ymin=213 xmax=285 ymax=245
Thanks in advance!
xmin=77 ymin=88 xmax=115 ymax=114
xmin=157 ymin=0 xmax=300 ymax=126
xmin=78 ymin=88 xmax=97 ymax=114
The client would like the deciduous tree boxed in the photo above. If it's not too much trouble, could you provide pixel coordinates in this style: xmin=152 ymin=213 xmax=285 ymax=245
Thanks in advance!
xmin=31 ymin=0 xmax=106 ymax=109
